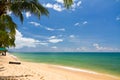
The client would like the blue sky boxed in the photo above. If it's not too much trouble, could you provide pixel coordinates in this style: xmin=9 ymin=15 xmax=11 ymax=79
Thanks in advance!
xmin=10 ymin=0 xmax=120 ymax=52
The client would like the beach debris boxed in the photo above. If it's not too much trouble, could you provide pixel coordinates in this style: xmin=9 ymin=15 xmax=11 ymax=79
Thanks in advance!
xmin=9 ymin=61 xmax=21 ymax=65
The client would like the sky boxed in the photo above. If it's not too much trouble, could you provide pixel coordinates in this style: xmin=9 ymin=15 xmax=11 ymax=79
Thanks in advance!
xmin=10 ymin=0 xmax=120 ymax=52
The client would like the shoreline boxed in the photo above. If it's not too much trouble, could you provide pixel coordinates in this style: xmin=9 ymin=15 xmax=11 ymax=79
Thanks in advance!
xmin=8 ymin=53 xmax=120 ymax=79
xmin=51 ymin=65 xmax=119 ymax=79
xmin=0 ymin=53 xmax=120 ymax=80
xmin=13 ymin=52 xmax=120 ymax=77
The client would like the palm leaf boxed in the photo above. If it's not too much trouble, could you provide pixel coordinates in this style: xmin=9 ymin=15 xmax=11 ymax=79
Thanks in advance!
xmin=64 ymin=0 xmax=73 ymax=8
xmin=0 ymin=14 xmax=16 ymax=47
xmin=10 ymin=0 xmax=49 ymax=23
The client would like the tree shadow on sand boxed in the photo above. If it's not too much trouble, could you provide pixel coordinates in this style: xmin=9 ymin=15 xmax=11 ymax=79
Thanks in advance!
xmin=0 ymin=75 xmax=33 ymax=80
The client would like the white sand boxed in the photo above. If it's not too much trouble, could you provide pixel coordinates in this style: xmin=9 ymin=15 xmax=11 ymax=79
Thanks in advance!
xmin=0 ymin=53 xmax=120 ymax=80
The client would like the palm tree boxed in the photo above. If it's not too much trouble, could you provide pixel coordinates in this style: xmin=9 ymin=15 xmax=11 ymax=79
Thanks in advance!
xmin=64 ymin=0 xmax=73 ymax=8
xmin=0 ymin=0 xmax=73 ymax=48
xmin=0 ymin=14 xmax=16 ymax=48
xmin=0 ymin=0 xmax=49 ymax=22
xmin=0 ymin=0 xmax=49 ymax=48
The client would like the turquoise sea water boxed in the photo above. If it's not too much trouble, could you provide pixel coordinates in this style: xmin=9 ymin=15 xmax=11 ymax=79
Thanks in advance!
xmin=12 ymin=52 xmax=120 ymax=77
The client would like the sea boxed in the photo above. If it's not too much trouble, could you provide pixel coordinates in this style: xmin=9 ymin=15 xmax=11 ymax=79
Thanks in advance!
xmin=11 ymin=52 xmax=120 ymax=77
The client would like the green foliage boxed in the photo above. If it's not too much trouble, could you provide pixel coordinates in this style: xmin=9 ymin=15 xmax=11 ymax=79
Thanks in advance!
xmin=64 ymin=0 xmax=73 ymax=9
xmin=0 ymin=0 xmax=49 ymax=23
xmin=10 ymin=0 xmax=49 ymax=23
xmin=0 ymin=14 xmax=16 ymax=48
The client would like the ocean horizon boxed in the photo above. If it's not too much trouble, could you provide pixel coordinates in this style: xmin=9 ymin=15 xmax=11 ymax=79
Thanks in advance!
xmin=11 ymin=52 xmax=120 ymax=77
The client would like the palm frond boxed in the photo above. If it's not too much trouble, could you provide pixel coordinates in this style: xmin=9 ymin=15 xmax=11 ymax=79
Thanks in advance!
xmin=10 ymin=0 xmax=49 ymax=23
xmin=64 ymin=0 xmax=73 ymax=8
xmin=0 ymin=14 xmax=16 ymax=47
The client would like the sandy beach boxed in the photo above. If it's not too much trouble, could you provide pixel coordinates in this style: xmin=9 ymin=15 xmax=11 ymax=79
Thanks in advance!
xmin=0 ymin=53 xmax=120 ymax=80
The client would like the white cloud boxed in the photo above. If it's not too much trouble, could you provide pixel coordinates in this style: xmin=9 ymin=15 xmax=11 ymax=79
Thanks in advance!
xmin=74 ymin=22 xmax=80 ymax=26
xmin=93 ymin=43 xmax=118 ymax=51
xmin=77 ymin=1 xmax=82 ymax=6
xmin=71 ymin=1 xmax=82 ymax=11
xmin=116 ymin=16 xmax=120 ymax=21
xmin=51 ymin=46 xmax=58 ymax=49
xmin=45 ymin=0 xmax=64 ymax=12
xmin=76 ymin=47 xmax=87 ymax=51
xmin=83 ymin=21 xmax=88 ymax=24
xmin=49 ymin=39 xmax=63 ymax=43
xmin=29 ymin=22 xmax=65 ymax=31
xmin=15 ymin=30 xmax=48 ymax=49
xmin=44 ymin=0 xmax=82 ymax=12
xmin=69 ymin=35 xmax=75 ymax=38
xmin=53 ymin=3 xmax=64 ymax=11
xmin=39 ymin=43 xmax=48 ymax=45
xmin=45 ymin=27 xmax=55 ymax=31
xmin=74 ymin=21 xmax=88 ymax=26
xmin=29 ymin=22 xmax=40 ymax=26
xmin=45 ymin=27 xmax=65 ymax=31
xmin=48 ymin=36 xmax=63 ymax=43
xmin=49 ymin=36 xmax=56 ymax=39
xmin=93 ymin=43 xmax=102 ymax=50
xmin=44 ymin=3 xmax=64 ymax=12
xmin=57 ymin=28 xmax=65 ymax=31
xmin=55 ymin=0 xmax=64 ymax=4
xmin=45 ymin=3 xmax=53 ymax=8
xmin=25 ymin=12 xmax=31 ymax=18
